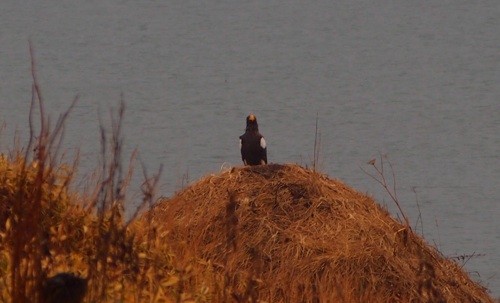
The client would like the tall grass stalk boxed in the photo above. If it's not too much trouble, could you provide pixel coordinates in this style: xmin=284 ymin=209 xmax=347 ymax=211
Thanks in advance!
xmin=6 ymin=41 xmax=78 ymax=303
xmin=312 ymin=113 xmax=321 ymax=172
xmin=362 ymin=154 xmax=411 ymax=229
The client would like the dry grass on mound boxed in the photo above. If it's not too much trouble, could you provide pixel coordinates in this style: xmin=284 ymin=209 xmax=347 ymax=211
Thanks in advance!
xmin=142 ymin=163 xmax=492 ymax=303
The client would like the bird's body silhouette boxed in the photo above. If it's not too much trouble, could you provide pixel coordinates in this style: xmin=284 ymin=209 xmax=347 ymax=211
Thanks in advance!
xmin=239 ymin=114 xmax=267 ymax=166
xmin=42 ymin=272 xmax=87 ymax=303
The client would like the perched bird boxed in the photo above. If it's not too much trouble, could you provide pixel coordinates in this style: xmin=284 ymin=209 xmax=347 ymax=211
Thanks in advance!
xmin=239 ymin=114 xmax=267 ymax=166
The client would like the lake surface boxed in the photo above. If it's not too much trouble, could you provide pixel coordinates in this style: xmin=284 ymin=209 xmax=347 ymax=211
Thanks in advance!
xmin=1 ymin=0 xmax=499 ymax=297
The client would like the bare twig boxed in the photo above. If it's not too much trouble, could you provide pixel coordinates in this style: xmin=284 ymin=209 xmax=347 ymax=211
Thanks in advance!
xmin=361 ymin=154 xmax=411 ymax=230
xmin=447 ymin=252 xmax=486 ymax=269
xmin=29 ymin=40 xmax=46 ymax=135
xmin=433 ymin=218 xmax=441 ymax=250
xmin=460 ymin=252 xmax=477 ymax=269
xmin=412 ymin=186 xmax=424 ymax=236
xmin=126 ymin=159 xmax=162 ymax=225
xmin=313 ymin=113 xmax=321 ymax=172
xmin=48 ymin=95 xmax=79 ymax=166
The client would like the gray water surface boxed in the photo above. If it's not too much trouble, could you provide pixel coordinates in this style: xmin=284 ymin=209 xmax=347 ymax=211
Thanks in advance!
xmin=1 ymin=0 xmax=499 ymax=296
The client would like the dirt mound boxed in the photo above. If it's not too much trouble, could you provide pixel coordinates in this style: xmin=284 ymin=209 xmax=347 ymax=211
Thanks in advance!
xmin=143 ymin=164 xmax=492 ymax=302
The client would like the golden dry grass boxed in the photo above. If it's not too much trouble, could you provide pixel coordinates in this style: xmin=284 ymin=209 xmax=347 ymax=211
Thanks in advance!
xmin=139 ymin=163 xmax=493 ymax=303
xmin=0 ymin=153 xmax=191 ymax=302
xmin=0 ymin=153 xmax=495 ymax=302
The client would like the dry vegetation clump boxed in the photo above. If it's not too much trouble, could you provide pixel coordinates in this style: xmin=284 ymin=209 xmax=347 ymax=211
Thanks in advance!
xmin=0 ymin=44 xmax=208 ymax=302
xmin=0 ymin=152 xmax=87 ymax=301
xmin=0 ymin=151 xmax=188 ymax=302
xmin=0 ymin=101 xmax=192 ymax=302
xmin=141 ymin=163 xmax=493 ymax=303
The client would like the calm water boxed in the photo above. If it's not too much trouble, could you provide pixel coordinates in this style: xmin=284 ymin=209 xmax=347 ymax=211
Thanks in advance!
xmin=1 ymin=0 xmax=499 ymax=296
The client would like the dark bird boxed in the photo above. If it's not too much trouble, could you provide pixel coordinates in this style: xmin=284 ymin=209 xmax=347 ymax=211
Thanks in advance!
xmin=42 ymin=272 xmax=87 ymax=303
xmin=239 ymin=113 xmax=267 ymax=166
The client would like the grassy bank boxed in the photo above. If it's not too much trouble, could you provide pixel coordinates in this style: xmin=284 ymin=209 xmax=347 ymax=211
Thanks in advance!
xmin=0 ymin=151 xmax=495 ymax=302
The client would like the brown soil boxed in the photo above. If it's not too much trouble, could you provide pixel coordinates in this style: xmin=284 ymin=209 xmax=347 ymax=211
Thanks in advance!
xmin=141 ymin=163 xmax=492 ymax=302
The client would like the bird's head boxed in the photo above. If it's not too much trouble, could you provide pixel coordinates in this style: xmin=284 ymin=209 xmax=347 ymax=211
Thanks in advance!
xmin=246 ymin=113 xmax=259 ymax=131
